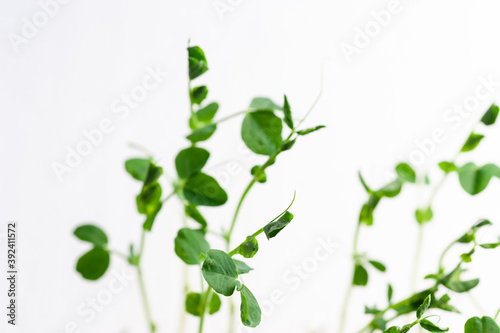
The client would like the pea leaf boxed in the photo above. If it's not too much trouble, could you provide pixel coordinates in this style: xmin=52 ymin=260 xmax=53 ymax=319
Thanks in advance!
xmin=263 ymin=211 xmax=294 ymax=240
xmin=239 ymin=285 xmax=261 ymax=327
xmin=136 ymin=182 xmax=162 ymax=215
xmin=237 ymin=236 xmax=259 ymax=258
xmin=233 ymin=259 xmax=253 ymax=274
xmin=443 ymin=278 xmax=479 ymax=293
xmin=202 ymin=249 xmax=239 ymax=296
xmin=376 ymin=179 xmax=403 ymax=198
xmin=388 ymin=284 xmax=393 ymax=303
xmin=174 ymin=228 xmax=210 ymax=265
xmin=185 ymin=204 xmax=207 ymax=229
xmin=188 ymin=46 xmax=208 ymax=80
xmin=208 ymin=293 xmax=221 ymax=315
xmin=143 ymin=162 xmax=162 ymax=186
xmin=353 ymin=264 xmax=369 ymax=286
xmin=465 ymin=316 xmax=500 ymax=333
xmin=383 ymin=327 xmax=401 ymax=333
xmin=359 ymin=194 xmax=381 ymax=226
xmin=185 ymin=292 xmax=202 ymax=316
xmin=241 ymin=111 xmax=283 ymax=156
xmin=283 ymin=95 xmax=294 ymax=129
xmin=175 ymin=147 xmax=210 ymax=179
xmin=416 ymin=294 xmax=431 ymax=319
xmin=296 ymin=125 xmax=326 ymax=135
xmin=415 ymin=206 xmax=433 ymax=224
xmin=480 ymin=104 xmax=499 ymax=126
xmin=250 ymin=166 xmax=267 ymax=183
xmin=125 ymin=158 xmax=151 ymax=181
xmin=193 ymin=102 xmax=218 ymax=125
xmin=74 ymin=225 xmax=108 ymax=247
xmin=142 ymin=202 xmax=162 ymax=231
xmin=368 ymin=260 xmax=386 ymax=272
xmin=76 ymin=247 xmax=110 ymax=280
xmin=419 ymin=319 xmax=449 ymax=332
xmin=458 ymin=163 xmax=500 ymax=195
xmin=183 ymin=172 xmax=228 ymax=206
xmin=461 ymin=133 xmax=485 ymax=153
xmin=479 ymin=242 xmax=500 ymax=249
xmin=396 ymin=163 xmax=416 ymax=183
xmin=438 ymin=161 xmax=457 ymax=173
xmin=187 ymin=124 xmax=217 ymax=143
xmin=249 ymin=97 xmax=282 ymax=110
xmin=190 ymin=86 xmax=208 ymax=105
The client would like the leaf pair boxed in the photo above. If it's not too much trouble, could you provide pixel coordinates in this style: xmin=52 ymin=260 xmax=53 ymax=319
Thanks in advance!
xmin=126 ymin=158 xmax=164 ymax=231
xmin=74 ymin=225 xmax=110 ymax=280
xmin=201 ymin=250 xmax=261 ymax=327
xmin=175 ymin=147 xmax=228 ymax=207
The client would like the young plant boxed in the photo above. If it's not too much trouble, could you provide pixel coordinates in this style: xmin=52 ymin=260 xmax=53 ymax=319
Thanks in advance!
xmin=73 ymin=44 xmax=324 ymax=333
xmin=340 ymin=104 xmax=500 ymax=333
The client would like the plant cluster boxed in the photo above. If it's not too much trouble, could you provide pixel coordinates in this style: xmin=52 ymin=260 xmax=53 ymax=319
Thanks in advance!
xmin=340 ymin=104 xmax=500 ymax=333
xmin=73 ymin=44 xmax=324 ymax=333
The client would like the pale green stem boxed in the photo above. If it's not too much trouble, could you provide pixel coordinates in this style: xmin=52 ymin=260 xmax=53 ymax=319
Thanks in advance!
xmin=494 ymin=307 xmax=500 ymax=321
xmin=198 ymin=287 xmax=212 ymax=333
xmin=339 ymin=222 xmax=362 ymax=333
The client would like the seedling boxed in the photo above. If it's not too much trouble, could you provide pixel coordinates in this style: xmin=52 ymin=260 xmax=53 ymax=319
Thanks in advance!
xmin=73 ymin=44 xmax=324 ymax=333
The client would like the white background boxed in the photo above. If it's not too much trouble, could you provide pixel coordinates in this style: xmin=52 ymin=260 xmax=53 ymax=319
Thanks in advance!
xmin=1 ymin=0 xmax=500 ymax=332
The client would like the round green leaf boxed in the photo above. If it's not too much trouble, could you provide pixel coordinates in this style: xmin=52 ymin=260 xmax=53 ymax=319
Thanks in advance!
xmin=175 ymin=147 xmax=210 ymax=179
xmin=187 ymin=124 xmax=217 ymax=143
xmin=396 ymin=163 xmax=416 ymax=183
xmin=481 ymin=104 xmax=499 ymax=126
xmin=458 ymin=163 xmax=500 ymax=195
xmin=241 ymin=111 xmax=283 ymax=156
xmin=76 ymin=247 xmax=110 ymax=281
xmin=249 ymin=97 xmax=282 ymax=110
xmin=465 ymin=316 xmax=500 ymax=333
xmin=202 ymin=249 xmax=238 ymax=296
xmin=174 ymin=228 xmax=210 ymax=265
xmin=208 ymin=293 xmax=221 ymax=315
xmin=125 ymin=158 xmax=150 ymax=181
xmin=239 ymin=285 xmax=261 ymax=327
xmin=74 ymin=225 xmax=108 ymax=247
xmin=419 ymin=319 xmax=449 ymax=332
xmin=183 ymin=172 xmax=228 ymax=207
xmin=185 ymin=292 xmax=202 ymax=316
xmin=353 ymin=264 xmax=369 ymax=286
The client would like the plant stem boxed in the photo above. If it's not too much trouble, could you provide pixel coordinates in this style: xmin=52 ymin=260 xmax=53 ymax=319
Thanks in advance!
xmin=135 ymin=229 xmax=156 ymax=332
xmin=411 ymin=223 xmax=425 ymax=291
xmin=495 ymin=307 xmax=500 ymax=321
xmin=339 ymin=222 xmax=362 ymax=333
xmin=198 ymin=287 xmax=212 ymax=333
xmin=225 ymin=178 xmax=257 ymax=250
xmin=137 ymin=265 xmax=156 ymax=332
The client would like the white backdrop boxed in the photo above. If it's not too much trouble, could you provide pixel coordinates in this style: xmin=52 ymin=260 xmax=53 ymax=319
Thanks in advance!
xmin=1 ymin=0 xmax=500 ymax=332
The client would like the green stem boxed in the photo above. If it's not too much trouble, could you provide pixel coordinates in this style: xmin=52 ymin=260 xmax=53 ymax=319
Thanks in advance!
xmin=494 ymin=307 xmax=500 ymax=321
xmin=411 ymin=223 xmax=425 ymax=291
xmin=214 ymin=111 xmax=246 ymax=125
xmin=135 ymin=229 xmax=156 ymax=332
xmin=137 ymin=265 xmax=156 ymax=333
xmin=198 ymin=287 xmax=212 ymax=333
xmin=339 ymin=222 xmax=362 ymax=333
xmin=225 ymin=178 xmax=257 ymax=250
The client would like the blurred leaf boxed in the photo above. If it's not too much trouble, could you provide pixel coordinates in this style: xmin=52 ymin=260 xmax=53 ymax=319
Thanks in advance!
xmin=175 ymin=228 xmax=210 ymax=265
xmin=465 ymin=316 xmax=500 ymax=333
xmin=368 ymin=260 xmax=386 ymax=272
xmin=283 ymin=95 xmax=294 ymax=129
xmin=419 ymin=319 xmax=449 ymax=332
xmin=188 ymin=46 xmax=208 ymax=80
xmin=125 ymin=158 xmax=150 ymax=181
xmin=353 ymin=264 xmax=368 ymax=286
xmin=190 ymin=86 xmax=208 ymax=105
xmin=415 ymin=206 xmax=433 ymax=224
xmin=438 ymin=161 xmax=457 ymax=173
xmin=296 ymin=125 xmax=326 ymax=135
xmin=249 ymin=97 xmax=282 ymax=110
xmin=187 ymin=124 xmax=217 ymax=143
xmin=416 ymin=294 xmax=431 ymax=319
xmin=185 ymin=204 xmax=207 ymax=229
xmin=175 ymin=147 xmax=210 ymax=179
xmin=480 ymin=104 xmax=499 ymax=126
xmin=396 ymin=163 xmax=416 ymax=183
xmin=208 ymin=293 xmax=221 ymax=315
xmin=458 ymin=163 xmax=500 ymax=195
xmin=461 ymin=133 xmax=485 ymax=153
xmin=74 ymin=225 xmax=108 ymax=247
xmin=233 ymin=259 xmax=253 ymax=274
xmin=76 ymin=247 xmax=110 ymax=280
